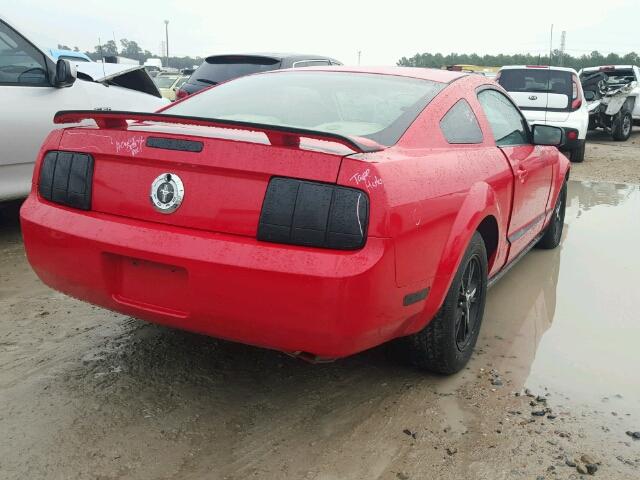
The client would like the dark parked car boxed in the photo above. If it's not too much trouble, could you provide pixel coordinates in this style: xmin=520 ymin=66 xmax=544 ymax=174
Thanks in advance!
xmin=176 ymin=53 xmax=342 ymax=99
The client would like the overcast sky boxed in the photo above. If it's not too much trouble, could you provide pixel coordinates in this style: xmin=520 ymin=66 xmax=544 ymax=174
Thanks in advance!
xmin=3 ymin=0 xmax=639 ymax=65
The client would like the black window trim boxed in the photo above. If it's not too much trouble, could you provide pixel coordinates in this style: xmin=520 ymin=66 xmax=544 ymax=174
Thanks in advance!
xmin=0 ymin=19 xmax=53 ymax=88
xmin=475 ymin=85 xmax=533 ymax=147
xmin=439 ymin=98 xmax=484 ymax=145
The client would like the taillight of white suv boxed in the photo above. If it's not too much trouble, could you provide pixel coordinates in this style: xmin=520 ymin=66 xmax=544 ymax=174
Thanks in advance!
xmin=571 ymin=74 xmax=582 ymax=111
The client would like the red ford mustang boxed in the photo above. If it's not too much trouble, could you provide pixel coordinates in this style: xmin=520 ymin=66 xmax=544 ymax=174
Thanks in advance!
xmin=20 ymin=67 xmax=569 ymax=374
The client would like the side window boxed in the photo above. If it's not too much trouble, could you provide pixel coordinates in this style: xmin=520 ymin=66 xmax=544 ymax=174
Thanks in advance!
xmin=477 ymin=89 xmax=529 ymax=146
xmin=0 ymin=21 xmax=48 ymax=86
xmin=439 ymin=99 xmax=483 ymax=144
xmin=293 ymin=60 xmax=331 ymax=68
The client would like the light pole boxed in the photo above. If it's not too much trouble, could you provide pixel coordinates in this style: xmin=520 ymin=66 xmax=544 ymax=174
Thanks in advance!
xmin=164 ymin=20 xmax=169 ymax=68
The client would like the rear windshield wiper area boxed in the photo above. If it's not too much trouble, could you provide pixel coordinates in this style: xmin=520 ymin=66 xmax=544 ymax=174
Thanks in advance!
xmin=196 ymin=79 xmax=218 ymax=85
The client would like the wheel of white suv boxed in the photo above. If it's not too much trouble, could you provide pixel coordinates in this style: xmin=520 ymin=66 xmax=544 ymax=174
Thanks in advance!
xmin=569 ymin=142 xmax=585 ymax=163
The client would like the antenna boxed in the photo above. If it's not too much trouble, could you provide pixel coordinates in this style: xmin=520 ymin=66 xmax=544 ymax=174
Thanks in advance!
xmin=358 ymin=50 xmax=362 ymax=66
xmin=559 ymin=31 xmax=567 ymax=66
xmin=549 ymin=24 xmax=554 ymax=66
xmin=98 ymin=36 xmax=106 ymax=77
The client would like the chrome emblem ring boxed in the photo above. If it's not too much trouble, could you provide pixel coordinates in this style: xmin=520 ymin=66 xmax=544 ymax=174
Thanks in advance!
xmin=150 ymin=173 xmax=184 ymax=214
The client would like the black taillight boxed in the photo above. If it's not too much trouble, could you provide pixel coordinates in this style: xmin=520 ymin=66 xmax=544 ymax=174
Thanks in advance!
xmin=38 ymin=151 xmax=94 ymax=210
xmin=258 ymin=178 xmax=369 ymax=250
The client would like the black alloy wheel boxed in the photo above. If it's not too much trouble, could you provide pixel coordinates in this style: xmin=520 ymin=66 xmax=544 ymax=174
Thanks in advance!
xmin=455 ymin=255 xmax=483 ymax=352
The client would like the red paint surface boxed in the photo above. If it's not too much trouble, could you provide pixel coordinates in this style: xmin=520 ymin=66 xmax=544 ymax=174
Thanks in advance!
xmin=21 ymin=70 xmax=569 ymax=358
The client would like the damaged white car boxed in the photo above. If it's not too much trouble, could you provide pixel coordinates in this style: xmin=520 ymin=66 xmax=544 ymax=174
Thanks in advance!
xmin=0 ymin=16 xmax=168 ymax=202
xmin=579 ymin=65 xmax=640 ymax=141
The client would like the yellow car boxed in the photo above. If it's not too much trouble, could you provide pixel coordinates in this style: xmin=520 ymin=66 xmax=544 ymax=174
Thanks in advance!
xmin=155 ymin=74 xmax=189 ymax=101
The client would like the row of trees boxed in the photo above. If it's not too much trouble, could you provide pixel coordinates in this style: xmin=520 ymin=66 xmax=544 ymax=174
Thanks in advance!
xmin=57 ymin=39 xmax=203 ymax=70
xmin=397 ymin=50 xmax=640 ymax=70
xmin=57 ymin=38 xmax=639 ymax=72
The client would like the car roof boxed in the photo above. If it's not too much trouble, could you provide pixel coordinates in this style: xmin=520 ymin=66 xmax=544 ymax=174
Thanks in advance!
xmin=499 ymin=65 xmax=578 ymax=73
xmin=264 ymin=66 xmax=466 ymax=83
xmin=204 ymin=52 xmax=340 ymax=62
xmin=49 ymin=49 xmax=92 ymax=62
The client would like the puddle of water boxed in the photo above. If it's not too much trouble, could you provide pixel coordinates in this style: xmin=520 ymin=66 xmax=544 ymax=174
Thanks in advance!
xmin=483 ymin=180 xmax=640 ymax=416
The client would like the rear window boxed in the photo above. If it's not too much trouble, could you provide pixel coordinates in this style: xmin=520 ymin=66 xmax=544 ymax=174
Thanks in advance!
xmin=155 ymin=75 xmax=179 ymax=88
xmin=189 ymin=55 xmax=281 ymax=86
xmin=499 ymin=69 xmax=572 ymax=96
xmin=167 ymin=71 xmax=445 ymax=146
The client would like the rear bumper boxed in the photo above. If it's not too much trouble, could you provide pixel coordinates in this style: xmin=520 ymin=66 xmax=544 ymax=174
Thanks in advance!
xmin=561 ymin=135 xmax=584 ymax=152
xmin=524 ymin=115 xmax=588 ymax=140
xmin=20 ymin=196 xmax=416 ymax=358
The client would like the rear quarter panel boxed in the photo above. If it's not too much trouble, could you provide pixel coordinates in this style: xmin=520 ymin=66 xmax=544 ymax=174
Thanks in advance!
xmin=340 ymin=76 xmax=515 ymax=335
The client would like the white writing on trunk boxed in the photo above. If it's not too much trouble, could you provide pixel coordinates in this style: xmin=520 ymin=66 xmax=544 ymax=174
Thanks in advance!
xmin=115 ymin=136 xmax=145 ymax=157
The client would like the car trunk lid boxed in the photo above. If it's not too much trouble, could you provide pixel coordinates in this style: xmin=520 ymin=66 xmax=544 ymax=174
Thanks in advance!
xmin=54 ymin=111 xmax=381 ymax=237
xmin=75 ymin=63 xmax=162 ymax=98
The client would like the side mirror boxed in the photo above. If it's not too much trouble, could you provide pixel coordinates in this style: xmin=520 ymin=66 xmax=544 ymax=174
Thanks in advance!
xmin=53 ymin=59 xmax=76 ymax=88
xmin=532 ymin=124 xmax=564 ymax=147
xmin=584 ymin=90 xmax=596 ymax=101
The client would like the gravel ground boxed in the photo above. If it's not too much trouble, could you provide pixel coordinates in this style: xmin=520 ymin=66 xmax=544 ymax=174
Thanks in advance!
xmin=1 ymin=134 xmax=639 ymax=479
xmin=570 ymin=129 xmax=640 ymax=184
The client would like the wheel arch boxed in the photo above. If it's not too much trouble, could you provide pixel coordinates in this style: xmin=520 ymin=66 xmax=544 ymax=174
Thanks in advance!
xmin=476 ymin=215 xmax=499 ymax=271
xmin=400 ymin=181 xmax=505 ymax=336
xmin=623 ymin=96 xmax=636 ymax=112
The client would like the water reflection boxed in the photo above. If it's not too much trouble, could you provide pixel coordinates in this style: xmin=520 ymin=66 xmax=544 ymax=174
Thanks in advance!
xmin=483 ymin=181 xmax=640 ymax=416
xmin=568 ymin=180 xmax=633 ymax=217
xmin=482 ymin=235 xmax=562 ymax=388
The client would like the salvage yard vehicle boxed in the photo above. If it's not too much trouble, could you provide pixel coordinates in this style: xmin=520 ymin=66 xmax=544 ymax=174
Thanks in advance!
xmin=497 ymin=65 xmax=588 ymax=162
xmin=0 ymin=15 xmax=168 ymax=202
xmin=20 ymin=67 xmax=569 ymax=374
xmin=579 ymin=65 xmax=640 ymax=141
xmin=176 ymin=53 xmax=342 ymax=99
xmin=48 ymin=49 xmax=91 ymax=62
xmin=154 ymin=73 xmax=188 ymax=101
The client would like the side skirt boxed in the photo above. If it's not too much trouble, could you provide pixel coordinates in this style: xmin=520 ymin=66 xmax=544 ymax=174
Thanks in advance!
xmin=487 ymin=231 xmax=544 ymax=289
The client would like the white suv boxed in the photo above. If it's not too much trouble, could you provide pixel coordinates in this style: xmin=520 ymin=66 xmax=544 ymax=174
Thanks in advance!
xmin=497 ymin=65 xmax=589 ymax=162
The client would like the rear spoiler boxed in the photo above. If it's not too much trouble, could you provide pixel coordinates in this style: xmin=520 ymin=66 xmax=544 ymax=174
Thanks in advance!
xmin=53 ymin=110 xmax=384 ymax=154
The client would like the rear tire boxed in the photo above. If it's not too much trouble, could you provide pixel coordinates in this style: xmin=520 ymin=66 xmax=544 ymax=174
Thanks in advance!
xmin=612 ymin=110 xmax=632 ymax=141
xmin=537 ymin=182 xmax=567 ymax=250
xmin=398 ymin=232 xmax=488 ymax=375
xmin=568 ymin=142 xmax=585 ymax=163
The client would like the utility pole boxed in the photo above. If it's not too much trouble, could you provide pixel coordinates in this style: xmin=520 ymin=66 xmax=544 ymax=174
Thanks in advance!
xmin=164 ymin=20 xmax=170 ymax=68
xmin=559 ymin=31 xmax=567 ymax=66
xmin=358 ymin=50 xmax=361 ymax=66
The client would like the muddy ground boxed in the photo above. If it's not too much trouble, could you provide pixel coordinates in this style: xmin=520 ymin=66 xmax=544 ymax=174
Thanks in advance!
xmin=1 ymin=131 xmax=639 ymax=480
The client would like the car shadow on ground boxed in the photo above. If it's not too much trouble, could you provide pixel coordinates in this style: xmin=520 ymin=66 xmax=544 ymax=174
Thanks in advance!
xmin=0 ymin=200 xmax=23 ymax=242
